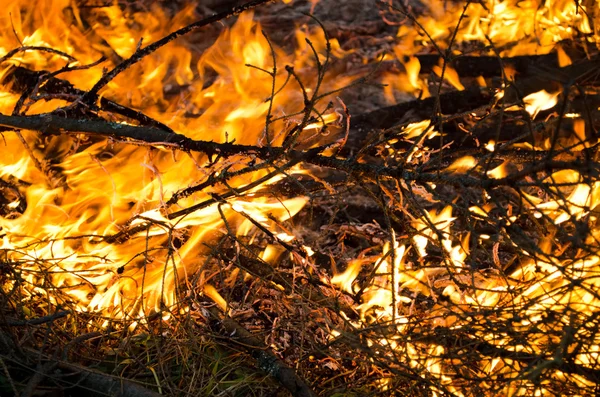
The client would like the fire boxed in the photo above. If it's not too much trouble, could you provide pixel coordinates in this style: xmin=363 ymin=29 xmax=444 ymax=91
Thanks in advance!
xmin=397 ymin=0 xmax=595 ymax=56
xmin=382 ymin=0 xmax=596 ymax=104
xmin=1 ymin=0 xmax=600 ymax=395
xmin=506 ymin=89 xmax=561 ymax=118
xmin=0 ymin=2 xmax=345 ymax=319
xmin=322 ymin=1 xmax=600 ymax=394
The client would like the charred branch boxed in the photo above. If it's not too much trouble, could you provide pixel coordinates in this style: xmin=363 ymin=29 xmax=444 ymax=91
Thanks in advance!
xmin=415 ymin=52 xmax=563 ymax=78
xmin=351 ymin=52 xmax=565 ymax=80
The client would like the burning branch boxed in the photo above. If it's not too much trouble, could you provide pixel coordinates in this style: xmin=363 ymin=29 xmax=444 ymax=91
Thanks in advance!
xmin=2 ymin=0 xmax=600 ymax=396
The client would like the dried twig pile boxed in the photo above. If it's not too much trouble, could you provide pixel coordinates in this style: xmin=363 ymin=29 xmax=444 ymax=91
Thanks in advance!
xmin=1 ymin=0 xmax=600 ymax=396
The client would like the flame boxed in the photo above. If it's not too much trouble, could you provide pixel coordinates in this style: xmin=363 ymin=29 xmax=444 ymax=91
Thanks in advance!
xmin=521 ymin=89 xmax=560 ymax=118
xmin=329 ymin=171 xmax=600 ymax=394
xmin=446 ymin=155 xmax=476 ymax=173
xmin=432 ymin=60 xmax=464 ymax=91
xmin=385 ymin=0 xmax=595 ymax=103
xmin=394 ymin=0 xmax=594 ymax=57
xmin=0 ymin=2 xmax=347 ymax=319
xmin=302 ymin=112 xmax=340 ymax=132
xmin=331 ymin=170 xmax=600 ymax=394
xmin=2 ymin=0 xmax=600 ymax=395
xmin=329 ymin=0 xmax=599 ymax=394
xmin=382 ymin=55 xmax=430 ymax=102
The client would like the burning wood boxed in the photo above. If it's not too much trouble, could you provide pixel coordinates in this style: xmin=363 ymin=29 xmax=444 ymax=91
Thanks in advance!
xmin=0 ymin=0 xmax=599 ymax=396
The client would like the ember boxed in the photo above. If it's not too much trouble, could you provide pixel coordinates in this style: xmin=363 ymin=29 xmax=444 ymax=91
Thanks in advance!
xmin=0 ymin=0 xmax=599 ymax=396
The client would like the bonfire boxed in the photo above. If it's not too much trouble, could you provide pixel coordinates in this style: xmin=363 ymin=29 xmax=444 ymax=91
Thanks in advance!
xmin=0 ymin=0 xmax=599 ymax=396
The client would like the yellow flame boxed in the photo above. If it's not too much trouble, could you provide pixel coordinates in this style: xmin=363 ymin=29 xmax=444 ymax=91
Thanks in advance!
xmin=446 ymin=155 xmax=476 ymax=173
xmin=432 ymin=61 xmax=465 ymax=91
xmin=0 ymin=3 xmax=347 ymax=318
xmin=522 ymin=90 xmax=560 ymax=118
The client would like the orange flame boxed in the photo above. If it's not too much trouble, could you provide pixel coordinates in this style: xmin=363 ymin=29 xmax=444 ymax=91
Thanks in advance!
xmin=0 ymin=3 xmax=346 ymax=319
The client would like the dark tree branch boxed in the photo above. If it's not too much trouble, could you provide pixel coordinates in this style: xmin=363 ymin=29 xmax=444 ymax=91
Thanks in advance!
xmin=0 ymin=112 xmax=593 ymax=193
xmin=3 ymin=66 xmax=174 ymax=132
